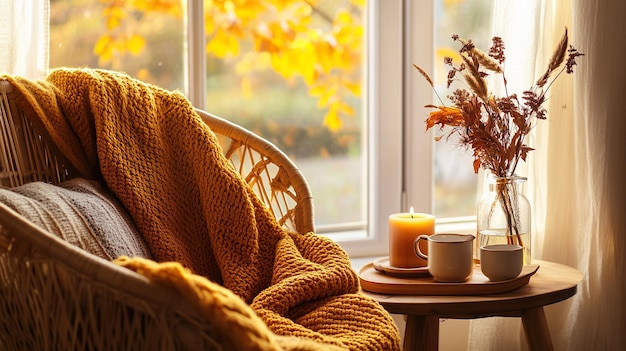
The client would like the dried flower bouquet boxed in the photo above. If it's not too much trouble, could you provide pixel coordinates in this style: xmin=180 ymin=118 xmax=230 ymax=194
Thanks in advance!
xmin=414 ymin=28 xmax=583 ymax=248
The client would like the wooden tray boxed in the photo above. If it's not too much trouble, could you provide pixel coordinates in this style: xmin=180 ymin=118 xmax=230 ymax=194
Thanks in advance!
xmin=359 ymin=262 xmax=539 ymax=295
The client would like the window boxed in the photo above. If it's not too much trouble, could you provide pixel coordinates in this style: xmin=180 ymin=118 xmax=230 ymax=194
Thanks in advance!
xmin=49 ymin=0 xmax=490 ymax=258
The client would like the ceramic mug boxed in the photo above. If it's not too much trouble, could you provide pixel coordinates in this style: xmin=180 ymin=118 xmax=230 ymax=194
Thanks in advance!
xmin=480 ymin=244 xmax=523 ymax=281
xmin=414 ymin=233 xmax=475 ymax=282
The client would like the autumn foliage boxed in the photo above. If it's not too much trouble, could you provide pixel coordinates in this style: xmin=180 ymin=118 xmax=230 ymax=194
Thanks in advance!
xmin=95 ymin=0 xmax=365 ymax=131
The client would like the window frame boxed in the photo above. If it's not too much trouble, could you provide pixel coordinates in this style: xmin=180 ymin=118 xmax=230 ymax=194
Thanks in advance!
xmin=185 ymin=0 xmax=473 ymax=258
xmin=404 ymin=0 xmax=476 ymax=241
xmin=330 ymin=0 xmax=406 ymax=258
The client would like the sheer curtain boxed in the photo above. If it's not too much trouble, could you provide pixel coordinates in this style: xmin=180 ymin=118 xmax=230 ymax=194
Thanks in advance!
xmin=0 ymin=0 xmax=49 ymax=78
xmin=469 ymin=0 xmax=626 ymax=350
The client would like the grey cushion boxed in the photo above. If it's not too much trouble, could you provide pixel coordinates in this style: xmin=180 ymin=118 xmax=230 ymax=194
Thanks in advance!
xmin=0 ymin=178 xmax=152 ymax=260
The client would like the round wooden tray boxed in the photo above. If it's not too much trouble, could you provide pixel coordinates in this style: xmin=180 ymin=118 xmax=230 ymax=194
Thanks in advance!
xmin=359 ymin=262 xmax=539 ymax=295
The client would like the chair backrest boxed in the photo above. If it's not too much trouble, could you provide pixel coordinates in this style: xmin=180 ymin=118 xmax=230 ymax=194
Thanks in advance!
xmin=0 ymin=79 xmax=314 ymax=234
xmin=195 ymin=109 xmax=314 ymax=234
xmin=0 ymin=80 xmax=73 ymax=187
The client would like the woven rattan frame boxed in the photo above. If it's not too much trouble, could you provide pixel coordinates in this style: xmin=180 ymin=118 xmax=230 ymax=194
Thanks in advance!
xmin=0 ymin=81 xmax=72 ymax=187
xmin=0 ymin=79 xmax=315 ymax=349
xmin=0 ymin=204 xmax=224 ymax=350
xmin=195 ymin=109 xmax=314 ymax=235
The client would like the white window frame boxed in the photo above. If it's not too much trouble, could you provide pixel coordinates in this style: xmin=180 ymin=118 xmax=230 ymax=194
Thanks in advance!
xmin=336 ymin=0 xmax=415 ymax=258
xmin=184 ymin=0 xmax=472 ymax=259
xmin=403 ymin=0 xmax=476 ymax=239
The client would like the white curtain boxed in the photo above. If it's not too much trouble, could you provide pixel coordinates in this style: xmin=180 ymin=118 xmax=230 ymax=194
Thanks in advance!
xmin=0 ymin=0 xmax=49 ymax=78
xmin=469 ymin=0 xmax=626 ymax=350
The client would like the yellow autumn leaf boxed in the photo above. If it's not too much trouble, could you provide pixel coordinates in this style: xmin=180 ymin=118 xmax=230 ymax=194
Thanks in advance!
xmin=94 ymin=34 xmax=112 ymax=55
xmin=334 ymin=22 xmax=363 ymax=48
xmin=344 ymin=81 xmax=361 ymax=96
xmin=316 ymin=91 xmax=332 ymax=109
xmin=252 ymin=23 xmax=285 ymax=53
xmin=205 ymin=13 xmax=216 ymax=34
xmin=223 ymin=0 xmax=235 ymax=13
xmin=225 ymin=18 xmax=246 ymax=37
xmin=269 ymin=0 xmax=291 ymax=9
xmin=297 ymin=57 xmax=317 ymax=84
xmin=269 ymin=21 xmax=295 ymax=49
xmin=309 ymin=85 xmax=327 ymax=98
xmin=127 ymin=34 xmax=146 ymax=55
xmin=103 ymin=6 xmax=127 ymax=30
xmin=332 ymin=48 xmax=354 ymax=70
xmin=335 ymin=10 xmax=352 ymax=26
xmin=315 ymin=84 xmax=338 ymax=108
xmin=207 ymin=29 xmax=240 ymax=58
xmin=96 ymin=0 xmax=366 ymax=132
xmin=288 ymin=2 xmax=313 ymax=23
xmin=273 ymin=54 xmax=304 ymax=81
xmin=94 ymin=35 xmax=114 ymax=62
xmin=280 ymin=45 xmax=316 ymax=81
xmin=133 ymin=0 xmax=182 ymax=17
xmin=336 ymin=101 xmax=355 ymax=116
xmin=233 ymin=0 xmax=265 ymax=22
xmin=323 ymin=107 xmax=343 ymax=132
xmin=315 ymin=39 xmax=336 ymax=74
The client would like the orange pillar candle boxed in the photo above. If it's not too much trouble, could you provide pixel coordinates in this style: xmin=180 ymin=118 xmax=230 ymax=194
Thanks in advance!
xmin=388 ymin=211 xmax=435 ymax=268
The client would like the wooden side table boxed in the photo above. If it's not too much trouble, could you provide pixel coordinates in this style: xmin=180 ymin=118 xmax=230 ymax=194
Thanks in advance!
xmin=360 ymin=260 xmax=583 ymax=351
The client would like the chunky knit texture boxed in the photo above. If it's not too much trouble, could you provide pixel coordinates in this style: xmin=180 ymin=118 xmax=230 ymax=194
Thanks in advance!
xmin=4 ymin=69 xmax=400 ymax=350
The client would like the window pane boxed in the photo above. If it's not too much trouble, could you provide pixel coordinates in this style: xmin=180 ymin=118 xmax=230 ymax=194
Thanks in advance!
xmin=49 ymin=0 xmax=185 ymax=92
xmin=433 ymin=0 xmax=492 ymax=218
xmin=48 ymin=0 xmax=368 ymax=233
xmin=203 ymin=1 xmax=367 ymax=229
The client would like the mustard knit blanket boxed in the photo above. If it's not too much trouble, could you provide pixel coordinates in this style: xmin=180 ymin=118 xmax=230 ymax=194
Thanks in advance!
xmin=4 ymin=69 xmax=400 ymax=350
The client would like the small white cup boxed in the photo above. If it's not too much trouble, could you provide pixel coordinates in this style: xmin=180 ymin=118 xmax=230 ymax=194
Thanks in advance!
xmin=414 ymin=233 xmax=475 ymax=282
xmin=480 ymin=244 xmax=523 ymax=281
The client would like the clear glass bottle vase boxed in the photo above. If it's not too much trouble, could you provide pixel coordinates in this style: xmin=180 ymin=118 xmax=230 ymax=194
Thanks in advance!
xmin=476 ymin=175 xmax=531 ymax=264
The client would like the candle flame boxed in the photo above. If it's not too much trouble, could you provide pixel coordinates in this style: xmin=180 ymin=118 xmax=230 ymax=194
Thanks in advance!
xmin=409 ymin=206 xmax=414 ymax=218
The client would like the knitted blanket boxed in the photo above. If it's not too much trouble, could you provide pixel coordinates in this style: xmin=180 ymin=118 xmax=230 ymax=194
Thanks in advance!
xmin=4 ymin=69 xmax=400 ymax=350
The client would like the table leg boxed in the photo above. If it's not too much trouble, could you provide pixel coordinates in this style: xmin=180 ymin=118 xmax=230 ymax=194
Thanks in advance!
xmin=521 ymin=307 xmax=554 ymax=351
xmin=403 ymin=315 xmax=439 ymax=351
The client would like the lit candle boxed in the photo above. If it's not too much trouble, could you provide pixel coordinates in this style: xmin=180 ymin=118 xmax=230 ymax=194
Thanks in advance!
xmin=388 ymin=208 xmax=435 ymax=268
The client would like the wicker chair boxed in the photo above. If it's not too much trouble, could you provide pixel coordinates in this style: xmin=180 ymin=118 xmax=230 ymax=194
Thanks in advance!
xmin=0 ymin=79 xmax=314 ymax=350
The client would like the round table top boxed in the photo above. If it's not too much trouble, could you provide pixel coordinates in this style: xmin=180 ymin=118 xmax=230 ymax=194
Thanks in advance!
xmin=360 ymin=259 xmax=583 ymax=318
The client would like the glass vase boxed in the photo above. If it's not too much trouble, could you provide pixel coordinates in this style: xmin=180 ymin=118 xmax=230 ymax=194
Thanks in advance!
xmin=476 ymin=175 xmax=531 ymax=264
